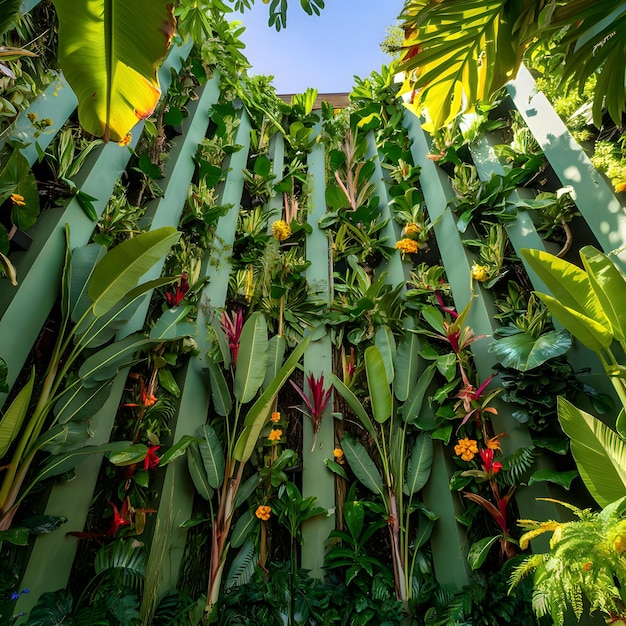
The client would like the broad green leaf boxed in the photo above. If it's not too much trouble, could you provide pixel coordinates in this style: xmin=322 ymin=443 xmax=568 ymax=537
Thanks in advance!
xmin=157 ymin=367 xmax=180 ymax=398
xmin=558 ymin=396 xmax=626 ymax=507
xmin=198 ymin=424 xmax=225 ymax=490
xmin=234 ymin=474 xmax=262 ymax=508
xmin=210 ymin=316 xmax=231 ymax=370
xmin=149 ymin=306 xmax=196 ymax=340
xmin=76 ymin=276 xmax=177 ymax=348
xmin=394 ymin=332 xmax=420 ymax=402
xmin=330 ymin=374 xmax=376 ymax=440
xmin=69 ymin=243 xmax=107 ymax=322
xmin=535 ymin=292 xmax=612 ymax=353
xmin=53 ymin=381 xmax=113 ymax=424
xmin=109 ymin=443 xmax=148 ymax=466
xmin=520 ymin=248 xmax=609 ymax=327
xmin=581 ymin=245 xmax=626 ymax=343
xmin=467 ymin=535 xmax=500 ymax=570
xmin=187 ymin=444 xmax=213 ymax=500
xmin=54 ymin=0 xmax=176 ymax=141
xmin=403 ymin=434 xmax=433 ymax=495
xmin=88 ymin=227 xmax=180 ymax=317
xmin=365 ymin=346 xmax=392 ymax=424
xmin=37 ymin=421 xmax=92 ymax=455
xmin=225 ymin=539 xmax=257 ymax=590
xmin=324 ymin=458 xmax=348 ymax=480
xmin=233 ymin=312 xmax=268 ymax=404
xmin=230 ymin=509 xmax=258 ymax=548
xmin=0 ymin=528 xmax=28 ymax=546
xmin=234 ymin=337 xmax=309 ymax=463
xmin=78 ymin=333 xmax=154 ymax=386
xmin=489 ymin=329 xmax=572 ymax=372
xmin=158 ymin=435 xmax=200 ymax=467
xmin=374 ymin=325 xmax=396 ymax=384
xmin=402 ymin=362 xmax=437 ymax=425
xmin=0 ymin=366 xmax=34 ymax=458
xmin=341 ymin=432 xmax=383 ymax=496
xmin=206 ymin=357 xmax=232 ymax=417
xmin=528 ymin=469 xmax=579 ymax=490
xmin=18 ymin=442 xmax=130 ymax=506
xmin=263 ymin=335 xmax=286 ymax=391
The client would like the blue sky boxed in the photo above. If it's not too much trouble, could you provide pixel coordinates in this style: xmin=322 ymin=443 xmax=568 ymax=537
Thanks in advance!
xmin=235 ymin=1 xmax=405 ymax=94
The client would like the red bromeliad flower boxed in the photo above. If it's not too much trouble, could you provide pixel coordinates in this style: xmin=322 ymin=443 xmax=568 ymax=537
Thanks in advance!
xmin=455 ymin=375 xmax=500 ymax=432
xmin=290 ymin=373 xmax=332 ymax=450
xmin=107 ymin=498 xmax=131 ymax=536
xmin=144 ymin=445 xmax=161 ymax=471
xmin=166 ymin=272 xmax=189 ymax=307
xmin=479 ymin=448 xmax=503 ymax=475
xmin=221 ymin=308 xmax=243 ymax=366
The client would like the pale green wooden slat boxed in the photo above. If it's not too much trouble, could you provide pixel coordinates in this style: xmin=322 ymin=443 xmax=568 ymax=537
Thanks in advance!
xmin=365 ymin=132 xmax=409 ymax=283
xmin=301 ymin=124 xmax=335 ymax=577
xmin=507 ymin=64 xmax=626 ymax=272
xmin=14 ymin=374 xmax=127 ymax=618
xmin=0 ymin=41 xmax=192 ymax=410
xmin=20 ymin=0 xmax=40 ymax=12
xmin=266 ymin=132 xmax=285 ymax=231
xmin=403 ymin=109 xmax=573 ymax=578
xmin=148 ymin=110 xmax=252 ymax=601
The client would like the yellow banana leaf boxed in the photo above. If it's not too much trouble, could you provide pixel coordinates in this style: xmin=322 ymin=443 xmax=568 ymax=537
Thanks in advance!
xmin=53 ymin=0 xmax=175 ymax=142
xmin=398 ymin=0 xmax=539 ymax=131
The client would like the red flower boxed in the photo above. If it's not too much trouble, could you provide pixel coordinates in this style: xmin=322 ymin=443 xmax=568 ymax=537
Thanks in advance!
xmin=166 ymin=272 xmax=189 ymax=307
xmin=106 ymin=499 xmax=131 ymax=536
xmin=479 ymin=448 xmax=503 ymax=475
xmin=144 ymin=445 xmax=161 ymax=471
xmin=221 ymin=308 xmax=243 ymax=366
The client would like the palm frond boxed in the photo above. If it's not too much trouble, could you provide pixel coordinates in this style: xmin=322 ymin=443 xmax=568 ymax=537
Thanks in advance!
xmin=500 ymin=446 xmax=535 ymax=486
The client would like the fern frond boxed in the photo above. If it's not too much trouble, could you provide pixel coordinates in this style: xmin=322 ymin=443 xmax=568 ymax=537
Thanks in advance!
xmin=500 ymin=446 xmax=535 ymax=486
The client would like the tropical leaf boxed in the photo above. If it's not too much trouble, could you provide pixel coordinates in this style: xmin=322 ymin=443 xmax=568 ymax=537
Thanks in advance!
xmin=263 ymin=334 xmax=286 ymax=390
xmin=88 ymin=227 xmax=180 ymax=317
xmin=197 ymin=424 xmax=225 ymax=490
xmin=230 ymin=509 xmax=258 ymax=549
xmin=394 ymin=332 xmax=420 ymax=402
xmin=341 ymin=432 xmax=384 ymax=496
xmin=399 ymin=0 xmax=523 ymax=130
xmin=329 ymin=374 xmax=377 ymax=441
xmin=224 ymin=539 xmax=258 ymax=590
xmin=186 ymin=443 xmax=213 ymax=500
xmin=109 ymin=443 xmax=148 ymax=466
xmin=69 ymin=243 xmax=107 ymax=322
xmin=233 ymin=312 xmax=268 ymax=404
xmin=528 ymin=469 xmax=579 ymax=490
xmin=403 ymin=434 xmax=433 ymax=495
xmin=54 ymin=0 xmax=176 ymax=141
xmin=374 ymin=325 xmax=396 ymax=384
xmin=402 ymin=362 xmax=437 ymax=426
xmin=149 ymin=306 xmax=196 ymax=340
xmin=489 ymin=329 xmax=572 ymax=371
xmin=158 ymin=435 xmax=200 ymax=467
xmin=364 ymin=346 xmax=392 ymax=424
xmin=580 ymin=245 xmax=626 ymax=344
xmin=558 ymin=396 xmax=626 ymax=507
xmin=206 ymin=357 xmax=232 ymax=418
xmin=233 ymin=337 xmax=309 ymax=464
xmin=0 ymin=367 xmax=34 ymax=458
xmin=467 ymin=535 xmax=500 ymax=570
xmin=53 ymin=380 xmax=113 ymax=425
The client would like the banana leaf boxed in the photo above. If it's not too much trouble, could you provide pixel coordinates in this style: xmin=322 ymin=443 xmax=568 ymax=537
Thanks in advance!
xmin=53 ymin=0 xmax=176 ymax=141
xmin=364 ymin=346 xmax=392 ymax=424
xmin=233 ymin=312 xmax=268 ymax=405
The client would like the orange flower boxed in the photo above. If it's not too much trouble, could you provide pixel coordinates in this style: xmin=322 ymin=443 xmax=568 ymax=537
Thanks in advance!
xmin=614 ymin=180 xmax=626 ymax=193
xmin=118 ymin=132 xmax=132 ymax=147
xmin=403 ymin=223 xmax=421 ymax=236
xmin=454 ymin=438 xmax=478 ymax=462
xmin=270 ymin=411 xmax=281 ymax=423
xmin=141 ymin=389 xmax=158 ymax=407
xmin=268 ymin=429 xmax=282 ymax=442
xmin=486 ymin=433 xmax=506 ymax=452
xmin=333 ymin=448 xmax=345 ymax=464
xmin=395 ymin=238 xmax=420 ymax=255
xmin=255 ymin=505 xmax=271 ymax=521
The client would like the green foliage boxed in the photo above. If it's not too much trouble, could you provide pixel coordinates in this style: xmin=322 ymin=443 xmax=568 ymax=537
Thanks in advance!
xmin=511 ymin=498 xmax=626 ymax=624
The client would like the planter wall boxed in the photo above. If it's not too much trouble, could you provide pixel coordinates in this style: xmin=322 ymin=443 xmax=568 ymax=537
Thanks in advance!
xmin=0 ymin=5 xmax=624 ymax=623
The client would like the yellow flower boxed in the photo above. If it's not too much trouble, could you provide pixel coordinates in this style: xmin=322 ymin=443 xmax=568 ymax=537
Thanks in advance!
xmin=272 ymin=220 xmax=291 ymax=242
xmin=614 ymin=535 xmax=625 ymax=554
xmin=26 ymin=112 xmax=38 ymax=122
xmin=333 ymin=448 xmax=345 ymax=464
xmin=255 ymin=505 xmax=271 ymax=521
xmin=403 ymin=223 xmax=421 ymax=236
xmin=454 ymin=438 xmax=478 ymax=462
xmin=118 ymin=132 xmax=132 ymax=147
xmin=615 ymin=180 xmax=626 ymax=193
xmin=395 ymin=238 xmax=420 ymax=255
xmin=470 ymin=263 xmax=490 ymax=282
xmin=10 ymin=193 xmax=25 ymax=207
xmin=270 ymin=411 xmax=281 ymax=423
xmin=268 ymin=429 xmax=283 ymax=442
